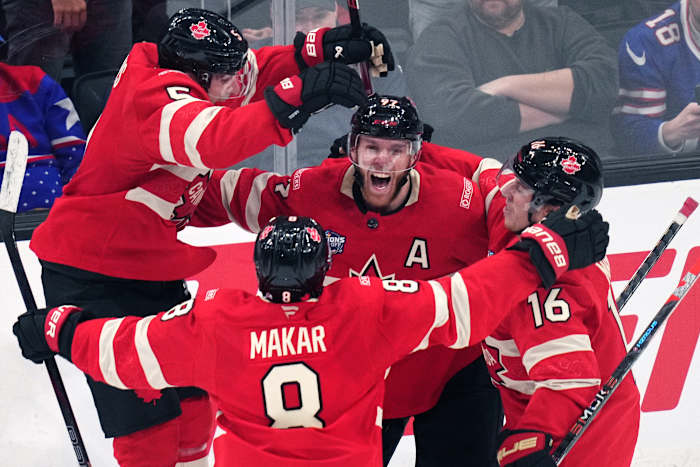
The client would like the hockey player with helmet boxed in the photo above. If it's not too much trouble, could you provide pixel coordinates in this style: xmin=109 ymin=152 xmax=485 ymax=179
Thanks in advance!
xmin=14 ymin=212 xmax=609 ymax=466
xmin=192 ymin=94 xmax=515 ymax=466
xmin=488 ymin=138 xmax=640 ymax=467
xmin=27 ymin=7 xmax=394 ymax=466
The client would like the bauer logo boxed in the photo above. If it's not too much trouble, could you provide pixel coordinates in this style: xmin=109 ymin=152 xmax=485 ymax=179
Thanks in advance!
xmin=325 ymin=230 xmax=346 ymax=254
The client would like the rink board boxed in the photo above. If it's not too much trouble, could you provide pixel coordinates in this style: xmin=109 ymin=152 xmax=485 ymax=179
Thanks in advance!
xmin=1 ymin=179 xmax=699 ymax=466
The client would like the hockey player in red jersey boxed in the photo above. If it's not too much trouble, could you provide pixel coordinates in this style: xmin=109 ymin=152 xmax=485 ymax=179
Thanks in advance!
xmin=26 ymin=7 xmax=395 ymax=466
xmin=14 ymin=213 xmax=609 ymax=466
xmin=192 ymin=94 xmax=514 ymax=465
xmin=487 ymin=138 xmax=640 ymax=467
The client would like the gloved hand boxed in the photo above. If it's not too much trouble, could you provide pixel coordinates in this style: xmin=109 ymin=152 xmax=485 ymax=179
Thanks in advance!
xmin=509 ymin=207 xmax=609 ymax=288
xmin=265 ymin=61 xmax=367 ymax=132
xmin=294 ymin=23 xmax=395 ymax=77
xmin=497 ymin=429 xmax=556 ymax=467
xmin=13 ymin=305 xmax=83 ymax=363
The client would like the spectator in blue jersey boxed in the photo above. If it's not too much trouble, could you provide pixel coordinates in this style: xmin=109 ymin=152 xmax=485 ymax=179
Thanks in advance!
xmin=0 ymin=34 xmax=85 ymax=211
xmin=611 ymin=0 xmax=700 ymax=156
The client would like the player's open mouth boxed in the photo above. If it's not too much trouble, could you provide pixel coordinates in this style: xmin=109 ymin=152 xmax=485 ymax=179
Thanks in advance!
xmin=370 ymin=173 xmax=391 ymax=190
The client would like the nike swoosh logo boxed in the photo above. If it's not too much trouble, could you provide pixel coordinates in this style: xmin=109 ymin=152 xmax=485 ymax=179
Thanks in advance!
xmin=626 ymin=41 xmax=646 ymax=66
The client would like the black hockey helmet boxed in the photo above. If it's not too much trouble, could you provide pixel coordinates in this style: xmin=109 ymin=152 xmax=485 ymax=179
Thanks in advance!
xmin=254 ymin=216 xmax=332 ymax=303
xmin=507 ymin=137 xmax=603 ymax=213
xmin=158 ymin=8 xmax=248 ymax=90
xmin=349 ymin=94 xmax=424 ymax=168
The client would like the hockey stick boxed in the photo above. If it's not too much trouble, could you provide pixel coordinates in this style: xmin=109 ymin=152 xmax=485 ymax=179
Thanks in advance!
xmin=615 ymin=197 xmax=698 ymax=311
xmin=346 ymin=0 xmax=374 ymax=95
xmin=551 ymin=256 xmax=700 ymax=464
xmin=0 ymin=131 xmax=91 ymax=466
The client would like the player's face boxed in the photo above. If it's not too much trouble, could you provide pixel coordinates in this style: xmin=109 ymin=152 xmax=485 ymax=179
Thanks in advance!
xmin=468 ymin=0 xmax=523 ymax=29
xmin=353 ymin=135 xmax=414 ymax=211
xmin=207 ymin=68 xmax=249 ymax=103
xmin=501 ymin=177 xmax=538 ymax=232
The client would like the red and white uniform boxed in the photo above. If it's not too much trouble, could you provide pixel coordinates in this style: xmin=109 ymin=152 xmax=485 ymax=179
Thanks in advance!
xmin=68 ymin=250 xmax=543 ymax=466
xmin=30 ymin=42 xmax=300 ymax=281
xmin=193 ymin=144 xmax=515 ymax=417
xmin=482 ymin=259 xmax=641 ymax=466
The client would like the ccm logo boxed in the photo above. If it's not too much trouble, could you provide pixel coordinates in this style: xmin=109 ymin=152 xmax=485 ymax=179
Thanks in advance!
xmin=497 ymin=436 xmax=538 ymax=464
xmin=522 ymin=226 xmax=567 ymax=268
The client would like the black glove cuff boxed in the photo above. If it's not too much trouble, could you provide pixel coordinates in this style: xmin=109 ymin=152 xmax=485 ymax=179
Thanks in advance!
xmin=509 ymin=239 xmax=556 ymax=289
xmin=293 ymin=31 xmax=309 ymax=70
xmin=57 ymin=312 xmax=83 ymax=361
xmin=264 ymin=86 xmax=310 ymax=133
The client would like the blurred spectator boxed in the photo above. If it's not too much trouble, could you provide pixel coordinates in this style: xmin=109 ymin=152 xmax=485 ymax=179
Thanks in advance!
xmin=0 ymin=34 xmax=85 ymax=211
xmin=1 ymin=0 xmax=132 ymax=82
xmin=612 ymin=0 xmax=700 ymax=156
xmin=406 ymin=0 xmax=618 ymax=161
xmin=408 ymin=0 xmax=557 ymax=42
xmin=237 ymin=0 xmax=409 ymax=172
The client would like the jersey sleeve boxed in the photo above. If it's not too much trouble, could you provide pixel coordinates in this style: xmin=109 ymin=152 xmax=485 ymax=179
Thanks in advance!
xmin=419 ymin=142 xmax=515 ymax=253
xmin=506 ymin=281 xmax=604 ymax=440
xmin=39 ymin=75 xmax=86 ymax=184
xmin=69 ymin=298 xmax=220 ymax=393
xmin=611 ymin=24 xmax=670 ymax=155
xmin=377 ymin=249 xmax=545 ymax=361
xmin=131 ymin=69 xmax=293 ymax=170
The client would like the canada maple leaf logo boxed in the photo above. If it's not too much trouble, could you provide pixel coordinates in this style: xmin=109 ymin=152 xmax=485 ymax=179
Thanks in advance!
xmin=560 ymin=155 xmax=581 ymax=175
xmin=190 ymin=21 xmax=211 ymax=40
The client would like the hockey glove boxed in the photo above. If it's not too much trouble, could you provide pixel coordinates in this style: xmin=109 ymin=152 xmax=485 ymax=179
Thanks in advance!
xmin=497 ymin=429 xmax=556 ymax=467
xmin=13 ymin=305 xmax=83 ymax=363
xmin=294 ymin=23 xmax=395 ymax=77
xmin=509 ymin=207 xmax=609 ymax=288
xmin=265 ymin=61 xmax=366 ymax=132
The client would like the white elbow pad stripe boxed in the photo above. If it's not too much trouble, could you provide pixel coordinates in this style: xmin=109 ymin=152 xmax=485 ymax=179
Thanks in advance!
xmin=99 ymin=318 xmax=128 ymax=390
xmin=125 ymin=186 xmax=177 ymax=221
xmin=522 ymin=334 xmax=593 ymax=373
xmin=184 ymin=106 xmax=223 ymax=169
xmin=534 ymin=378 xmax=601 ymax=392
xmin=411 ymin=280 xmax=449 ymax=352
xmin=484 ymin=336 xmax=520 ymax=357
xmin=220 ymin=170 xmax=244 ymax=222
xmin=448 ymin=273 xmax=471 ymax=348
xmin=134 ymin=316 xmax=172 ymax=389
xmin=159 ymin=98 xmax=200 ymax=164
xmin=246 ymin=172 xmax=276 ymax=232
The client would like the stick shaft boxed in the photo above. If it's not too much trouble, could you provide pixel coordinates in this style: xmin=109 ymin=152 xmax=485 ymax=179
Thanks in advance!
xmin=346 ymin=0 xmax=374 ymax=95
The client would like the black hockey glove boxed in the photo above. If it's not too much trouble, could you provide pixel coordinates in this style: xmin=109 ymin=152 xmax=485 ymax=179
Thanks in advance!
xmin=13 ymin=305 xmax=83 ymax=363
xmin=509 ymin=207 xmax=609 ymax=289
xmin=496 ymin=429 xmax=556 ymax=467
xmin=265 ymin=61 xmax=366 ymax=132
xmin=294 ymin=23 xmax=395 ymax=77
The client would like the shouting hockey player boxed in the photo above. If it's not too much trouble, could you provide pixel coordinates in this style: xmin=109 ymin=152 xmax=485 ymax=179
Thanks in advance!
xmin=27 ymin=7 xmax=394 ymax=466
xmin=192 ymin=94 xmax=514 ymax=465
xmin=487 ymin=138 xmax=641 ymax=467
xmin=15 ymin=211 xmax=609 ymax=466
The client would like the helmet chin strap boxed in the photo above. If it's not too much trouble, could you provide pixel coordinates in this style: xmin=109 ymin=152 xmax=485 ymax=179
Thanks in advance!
xmin=527 ymin=195 xmax=547 ymax=226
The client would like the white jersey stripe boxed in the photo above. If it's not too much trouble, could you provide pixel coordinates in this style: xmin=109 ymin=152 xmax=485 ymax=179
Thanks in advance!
xmin=618 ymin=88 xmax=667 ymax=99
xmin=99 ymin=318 xmax=128 ymax=390
xmin=411 ymin=280 xmax=449 ymax=352
xmin=484 ymin=336 xmax=520 ymax=357
xmin=613 ymin=103 xmax=666 ymax=115
xmin=150 ymin=163 xmax=206 ymax=182
xmin=522 ymin=334 xmax=593 ymax=373
xmin=184 ymin=106 xmax=223 ymax=169
xmin=500 ymin=376 xmax=600 ymax=395
xmin=246 ymin=172 xmax=277 ymax=232
xmin=219 ymin=169 xmax=244 ymax=222
xmin=50 ymin=135 xmax=84 ymax=146
xmin=125 ymin=186 xmax=177 ymax=221
xmin=134 ymin=316 xmax=172 ymax=389
xmin=448 ymin=272 xmax=471 ymax=349
xmin=159 ymin=98 xmax=200 ymax=164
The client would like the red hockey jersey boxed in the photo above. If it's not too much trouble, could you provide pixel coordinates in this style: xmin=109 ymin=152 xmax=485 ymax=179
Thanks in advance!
xmin=192 ymin=147 xmax=515 ymax=417
xmin=481 ymin=259 xmax=640 ymax=466
xmin=69 ymin=250 xmax=543 ymax=466
xmin=30 ymin=42 xmax=299 ymax=280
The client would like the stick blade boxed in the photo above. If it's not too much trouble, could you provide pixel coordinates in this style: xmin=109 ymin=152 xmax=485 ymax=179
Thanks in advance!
xmin=680 ymin=196 xmax=698 ymax=218
xmin=0 ymin=130 xmax=29 ymax=213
